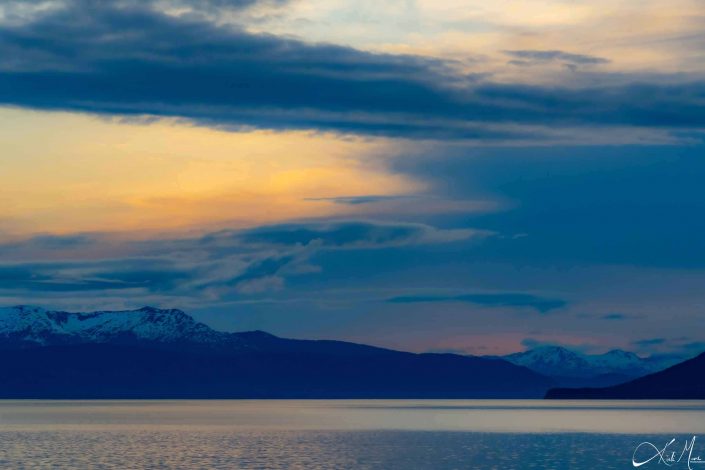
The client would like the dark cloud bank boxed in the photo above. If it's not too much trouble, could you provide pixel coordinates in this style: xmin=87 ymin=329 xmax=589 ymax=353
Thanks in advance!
xmin=1 ymin=1 xmax=704 ymax=140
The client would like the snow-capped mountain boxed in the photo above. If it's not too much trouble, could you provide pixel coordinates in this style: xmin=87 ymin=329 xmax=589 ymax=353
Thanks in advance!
xmin=0 ymin=305 xmax=237 ymax=348
xmin=0 ymin=305 xmax=406 ymax=356
xmin=504 ymin=346 xmax=592 ymax=378
xmin=0 ymin=305 xmax=555 ymax=399
xmin=503 ymin=345 xmax=684 ymax=380
xmin=588 ymin=349 xmax=646 ymax=373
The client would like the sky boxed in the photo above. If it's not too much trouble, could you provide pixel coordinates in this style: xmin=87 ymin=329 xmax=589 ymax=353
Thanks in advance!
xmin=1 ymin=0 xmax=705 ymax=356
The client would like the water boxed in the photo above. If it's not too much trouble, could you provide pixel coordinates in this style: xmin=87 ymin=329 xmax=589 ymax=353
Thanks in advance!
xmin=0 ymin=400 xmax=704 ymax=469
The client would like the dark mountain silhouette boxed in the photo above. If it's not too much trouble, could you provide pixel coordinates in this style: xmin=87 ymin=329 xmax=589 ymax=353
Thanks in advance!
xmin=0 ymin=306 xmax=552 ymax=398
xmin=546 ymin=352 xmax=705 ymax=399
xmin=544 ymin=373 xmax=639 ymax=389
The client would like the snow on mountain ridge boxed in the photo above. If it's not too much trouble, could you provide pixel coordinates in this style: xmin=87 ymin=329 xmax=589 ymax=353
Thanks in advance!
xmin=0 ymin=306 xmax=223 ymax=345
xmin=589 ymin=349 xmax=645 ymax=371
xmin=503 ymin=345 xmax=684 ymax=378
xmin=505 ymin=346 xmax=592 ymax=377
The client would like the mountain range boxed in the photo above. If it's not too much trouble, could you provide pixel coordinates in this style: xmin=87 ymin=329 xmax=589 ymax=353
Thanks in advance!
xmin=500 ymin=345 xmax=684 ymax=388
xmin=2 ymin=305 xmax=697 ymax=399
xmin=0 ymin=306 xmax=552 ymax=399
xmin=546 ymin=352 xmax=705 ymax=399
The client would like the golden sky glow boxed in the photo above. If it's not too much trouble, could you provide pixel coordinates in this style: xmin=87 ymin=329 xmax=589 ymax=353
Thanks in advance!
xmin=3 ymin=0 xmax=703 ymax=240
xmin=252 ymin=0 xmax=705 ymax=80
xmin=0 ymin=108 xmax=420 ymax=236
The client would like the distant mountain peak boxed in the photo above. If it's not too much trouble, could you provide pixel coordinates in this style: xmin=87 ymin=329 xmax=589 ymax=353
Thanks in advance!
xmin=506 ymin=345 xmax=584 ymax=360
xmin=137 ymin=305 xmax=165 ymax=313
xmin=526 ymin=345 xmax=578 ymax=356
xmin=236 ymin=330 xmax=278 ymax=340
xmin=504 ymin=345 xmax=590 ymax=377
xmin=602 ymin=349 xmax=640 ymax=358
xmin=502 ymin=345 xmax=683 ymax=380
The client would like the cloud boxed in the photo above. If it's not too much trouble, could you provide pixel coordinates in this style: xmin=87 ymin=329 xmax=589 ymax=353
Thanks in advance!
xmin=505 ymin=50 xmax=609 ymax=70
xmin=628 ymin=337 xmax=705 ymax=356
xmin=0 ymin=220 xmax=482 ymax=301
xmin=386 ymin=292 xmax=566 ymax=313
xmin=0 ymin=234 xmax=95 ymax=253
xmin=304 ymin=195 xmax=414 ymax=205
xmin=0 ymin=259 xmax=193 ymax=293
xmin=633 ymin=338 xmax=666 ymax=347
xmin=0 ymin=2 xmax=703 ymax=141
xmin=233 ymin=275 xmax=284 ymax=294
xmin=154 ymin=0 xmax=288 ymax=10
xmin=1 ymin=0 xmax=284 ymax=17
xmin=0 ymin=2 xmax=474 ymax=139
xmin=237 ymin=221 xmax=478 ymax=248
xmin=595 ymin=312 xmax=645 ymax=321
xmin=600 ymin=313 xmax=628 ymax=321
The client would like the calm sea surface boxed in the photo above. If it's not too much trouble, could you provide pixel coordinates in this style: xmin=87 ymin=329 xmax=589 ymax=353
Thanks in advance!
xmin=0 ymin=400 xmax=704 ymax=469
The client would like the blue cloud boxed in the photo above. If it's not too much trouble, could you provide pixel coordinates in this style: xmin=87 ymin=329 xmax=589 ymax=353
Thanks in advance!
xmin=505 ymin=50 xmax=609 ymax=67
xmin=0 ymin=259 xmax=193 ymax=293
xmin=633 ymin=338 xmax=666 ymax=347
xmin=7 ymin=0 xmax=285 ymax=14
xmin=0 ymin=234 xmax=94 ymax=253
xmin=0 ymin=3 xmax=704 ymax=140
xmin=0 ymin=221 xmax=478 ymax=298
xmin=387 ymin=292 xmax=566 ymax=313
xmin=241 ymin=223 xmax=416 ymax=247
xmin=304 ymin=195 xmax=413 ymax=205
xmin=237 ymin=221 xmax=474 ymax=248
xmin=600 ymin=313 xmax=628 ymax=321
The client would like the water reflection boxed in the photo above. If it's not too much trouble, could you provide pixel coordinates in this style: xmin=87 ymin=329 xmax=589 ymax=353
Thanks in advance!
xmin=0 ymin=400 xmax=703 ymax=469
xmin=1 ymin=400 xmax=704 ymax=433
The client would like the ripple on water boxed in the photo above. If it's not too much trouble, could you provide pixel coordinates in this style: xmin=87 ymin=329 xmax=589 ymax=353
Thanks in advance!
xmin=0 ymin=430 xmax=649 ymax=469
